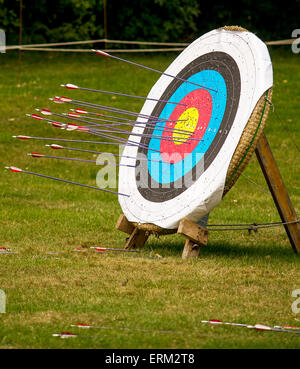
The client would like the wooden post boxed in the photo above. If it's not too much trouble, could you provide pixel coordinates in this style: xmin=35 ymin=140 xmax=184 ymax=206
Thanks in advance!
xmin=124 ymin=227 xmax=149 ymax=250
xmin=18 ymin=0 xmax=23 ymax=85
xmin=103 ymin=0 xmax=108 ymax=49
xmin=178 ymin=218 xmax=209 ymax=259
xmin=116 ymin=214 xmax=149 ymax=250
xmin=115 ymin=214 xmax=134 ymax=235
xmin=255 ymin=132 xmax=300 ymax=253
xmin=181 ymin=240 xmax=201 ymax=259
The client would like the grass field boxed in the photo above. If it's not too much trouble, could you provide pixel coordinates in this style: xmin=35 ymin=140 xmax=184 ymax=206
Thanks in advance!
xmin=0 ymin=47 xmax=300 ymax=349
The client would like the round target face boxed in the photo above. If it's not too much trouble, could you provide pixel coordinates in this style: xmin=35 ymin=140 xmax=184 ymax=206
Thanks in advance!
xmin=119 ymin=28 xmax=273 ymax=229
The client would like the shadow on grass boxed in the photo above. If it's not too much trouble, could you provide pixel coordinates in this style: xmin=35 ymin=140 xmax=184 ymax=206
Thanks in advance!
xmin=145 ymin=236 xmax=299 ymax=263
xmin=201 ymin=240 xmax=298 ymax=261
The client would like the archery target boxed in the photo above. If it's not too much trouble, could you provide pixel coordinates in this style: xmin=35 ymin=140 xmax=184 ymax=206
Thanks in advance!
xmin=118 ymin=28 xmax=273 ymax=229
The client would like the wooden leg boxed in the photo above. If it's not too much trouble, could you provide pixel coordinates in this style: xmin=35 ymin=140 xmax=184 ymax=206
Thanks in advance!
xmin=116 ymin=214 xmax=149 ymax=250
xmin=178 ymin=218 xmax=209 ymax=259
xmin=115 ymin=214 xmax=134 ymax=234
xmin=182 ymin=239 xmax=201 ymax=259
xmin=124 ymin=227 xmax=149 ymax=250
xmin=255 ymin=132 xmax=300 ymax=253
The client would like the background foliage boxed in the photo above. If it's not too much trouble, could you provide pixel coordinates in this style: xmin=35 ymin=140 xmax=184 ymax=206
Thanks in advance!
xmin=0 ymin=0 xmax=299 ymax=45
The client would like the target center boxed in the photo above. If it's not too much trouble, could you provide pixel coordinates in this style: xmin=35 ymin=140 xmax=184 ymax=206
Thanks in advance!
xmin=173 ymin=107 xmax=199 ymax=145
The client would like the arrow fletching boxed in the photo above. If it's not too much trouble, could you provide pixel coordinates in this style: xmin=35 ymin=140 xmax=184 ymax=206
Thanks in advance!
xmin=65 ymin=112 xmax=80 ymax=118
xmin=46 ymin=144 xmax=64 ymax=150
xmin=62 ymin=83 xmax=78 ymax=90
xmin=28 ymin=113 xmax=43 ymax=120
xmin=5 ymin=166 xmax=23 ymax=173
xmin=28 ymin=153 xmax=44 ymax=158
xmin=50 ymin=121 xmax=66 ymax=128
xmin=92 ymin=49 xmax=110 ymax=57
xmin=53 ymin=332 xmax=78 ymax=338
xmin=36 ymin=108 xmax=53 ymax=116
xmin=253 ymin=324 xmax=272 ymax=331
xmin=52 ymin=96 xmax=72 ymax=103
xmin=71 ymin=323 xmax=92 ymax=329
xmin=59 ymin=96 xmax=73 ymax=102
xmin=13 ymin=135 xmax=31 ymax=140
xmin=200 ymin=320 xmax=223 ymax=325
xmin=73 ymin=108 xmax=88 ymax=114
xmin=51 ymin=97 xmax=64 ymax=104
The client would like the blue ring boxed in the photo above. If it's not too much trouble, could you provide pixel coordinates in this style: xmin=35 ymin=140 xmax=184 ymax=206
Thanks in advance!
xmin=147 ymin=70 xmax=227 ymax=184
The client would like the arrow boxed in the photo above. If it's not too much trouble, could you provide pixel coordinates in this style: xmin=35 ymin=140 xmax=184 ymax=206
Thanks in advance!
xmin=72 ymin=248 xmax=87 ymax=252
xmin=27 ymin=152 xmax=137 ymax=167
xmin=92 ymin=49 xmax=218 ymax=93
xmin=52 ymin=96 xmax=184 ymax=123
xmin=201 ymin=320 xmax=300 ymax=334
xmin=33 ymin=111 xmax=192 ymax=143
xmin=37 ymin=107 xmax=192 ymax=135
xmin=27 ymin=113 xmax=89 ymax=131
xmin=70 ymin=108 xmax=188 ymax=126
xmin=45 ymin=144 xmax=162 ymax=163
xmin=52 ymin=332 xmax=79 ymax=338
xmin=274 ymin=325 xmax=300 ymax=330
xmin=65 ymin=111 xmax=193 ymax=136
xmin=5 ymin=166 xmax=129 ymax=197
xmin=90 ymin=246 xmax=142 ymax=253
xmin=0 ymin=247 xmax=16 ymax=254
xmin=13 ymin=135 xmax=159 ymax=152
xmin=13 ymin=133 xmax=162 ymax=154
xmin=61 ymin=83 xmax=186 ymax=106
xmin=12 ymin=135 xmax=131 ymax=147
xmin=26 ymin=113 xmax=159 ymax=150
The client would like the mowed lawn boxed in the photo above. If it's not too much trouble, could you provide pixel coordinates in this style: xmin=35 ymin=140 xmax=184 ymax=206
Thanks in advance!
xmin=0 ymin=48 xmax=299 ymax=349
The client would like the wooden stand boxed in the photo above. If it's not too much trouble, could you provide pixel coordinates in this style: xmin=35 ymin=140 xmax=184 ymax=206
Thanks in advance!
xmin=255 ymin=133 xmax=300 ymax=253
xmin=116 ymin=132 xmax=300 ymax=258
xmin=116 ymin=215 xmax=208 ymax=259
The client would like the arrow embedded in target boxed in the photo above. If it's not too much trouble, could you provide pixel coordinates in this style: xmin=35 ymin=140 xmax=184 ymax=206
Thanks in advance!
xmin=27 ymin=152 xmax=137 ymax=167
xmin=5 ymin=166 xmax=129 ymax=197
xmin=92 ymin=49 xmax=218 ymax=93
xmin=61 ymin=83 xmax=186 ymax=106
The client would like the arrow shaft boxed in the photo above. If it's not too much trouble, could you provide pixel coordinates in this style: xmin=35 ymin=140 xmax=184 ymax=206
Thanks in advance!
xmin=40 ymin=113 xmax=193 ymax=142
xmin=56 ymin=97 xmax=182 ymax=122
xmin=93 ymin=50 xmax=217 ymax=93
xmin=30 ymin=154 xmax=136 ymax=167
xmin=63 ymin=84 xmax=186 ymax=106
xmin=67 ymin=112 xmax=194 ymax=135
xmin=87 ymin=126 xmax=192 ymax=144
xmin=47 ymin=145 xmax=162 ymax=163
xmin=6 ymin=168 xmax=129 ymax=196
xmin=72 ymin=108 xmax=188 ymax=125
xmin=201 ymin=320 xmax=300 ymax=334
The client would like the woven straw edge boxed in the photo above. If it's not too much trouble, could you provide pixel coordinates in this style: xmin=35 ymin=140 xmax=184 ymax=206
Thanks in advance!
xmin=218 ymin=25 xmax=248 ymax=32
xmin=223 ymin=87 xmax=273 ymax=195
xmin=132 ymin=222 xmax=176 ymax=235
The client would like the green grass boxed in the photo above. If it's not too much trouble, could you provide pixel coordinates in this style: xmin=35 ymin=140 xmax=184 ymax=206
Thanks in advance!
xmin=0 ymin=48 xmax=300 ymax=349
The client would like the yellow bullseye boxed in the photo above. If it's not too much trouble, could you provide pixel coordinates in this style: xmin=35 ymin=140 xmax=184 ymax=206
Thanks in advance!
xmin=172 ymin=107 xmax=199 ymax=145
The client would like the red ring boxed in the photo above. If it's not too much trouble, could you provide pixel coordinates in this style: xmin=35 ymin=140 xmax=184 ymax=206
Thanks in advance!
xmin=160 ymin=89 xmax=212 ymax=163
